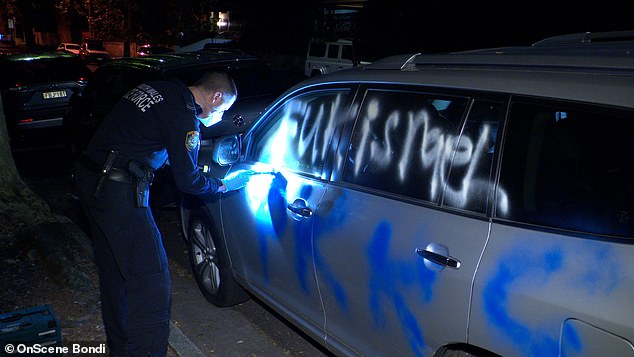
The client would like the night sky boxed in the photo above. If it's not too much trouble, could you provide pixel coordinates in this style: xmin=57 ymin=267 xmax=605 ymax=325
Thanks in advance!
xmin=357 ymin=0 xmax=634 ymax=57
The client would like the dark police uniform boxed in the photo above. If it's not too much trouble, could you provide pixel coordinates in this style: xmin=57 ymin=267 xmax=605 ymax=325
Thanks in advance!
xmin=74 ymin=80 xmax=223 ymax=356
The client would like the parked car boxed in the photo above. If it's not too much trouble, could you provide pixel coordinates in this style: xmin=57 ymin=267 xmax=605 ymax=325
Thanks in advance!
xmin=200 ymin=43 xmax=246 ymax=55
xmin=0 ymin=51 xmax=89 ymax=149
xmin=182 ymin=31 xmax=634 ymax=356
xmin=56 ymin=42 xmax=81 ymax=55
xmin=304 ymin=38 xmax=369 ymax=77
xmin=136 ymin=44 xmax=174 ymax=57
xmin=64 ymin=51 xmax=289 ymax=206
xmin=79 ymin=38 xmax=111 ymax=64
xmin=0 ymin=39 xmax=20 ymax=55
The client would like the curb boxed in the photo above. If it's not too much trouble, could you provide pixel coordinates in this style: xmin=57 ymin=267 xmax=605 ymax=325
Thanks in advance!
xmin=169 ymin=320 xmax=205 ymax=357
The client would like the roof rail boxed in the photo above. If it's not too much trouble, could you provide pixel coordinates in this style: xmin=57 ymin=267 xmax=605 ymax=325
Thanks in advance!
xmin=533 ymin=30 xmax=634 ymax=46
xmin=364 ymin=53 xmax=421 ymax=70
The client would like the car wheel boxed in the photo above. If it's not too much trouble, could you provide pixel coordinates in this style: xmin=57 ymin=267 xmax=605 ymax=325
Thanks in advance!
xmin=187 ymin=210 xmax=249 ymax=307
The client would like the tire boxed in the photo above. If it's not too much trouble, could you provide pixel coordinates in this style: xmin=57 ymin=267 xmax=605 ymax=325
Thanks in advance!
xmin=435 ymin=345 xmax=498 ymax=357
xmin=187 ymin=210 xmax=249 ymax=307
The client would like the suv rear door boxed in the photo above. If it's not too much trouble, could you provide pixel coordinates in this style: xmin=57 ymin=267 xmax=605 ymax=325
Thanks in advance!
xmin=319 ymin=87 xmax=505 ymax=355
xmin=218 ymin=86 xmax=357 ymax=339
xmin=470 ymin=98 xmax=634 ymax=356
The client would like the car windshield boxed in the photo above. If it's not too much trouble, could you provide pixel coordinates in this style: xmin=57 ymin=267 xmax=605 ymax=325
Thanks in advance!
xmin=170 ymin=63 xmax=283 ymax=98
xmin=3 ymin=57 xmax=86 ymax=85
xmin=228 ymin=66 xmax=283 ymax=97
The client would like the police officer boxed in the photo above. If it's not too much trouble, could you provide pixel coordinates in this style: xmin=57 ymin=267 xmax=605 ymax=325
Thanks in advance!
xmin=74 ymin=72 xmax=252 ymax=356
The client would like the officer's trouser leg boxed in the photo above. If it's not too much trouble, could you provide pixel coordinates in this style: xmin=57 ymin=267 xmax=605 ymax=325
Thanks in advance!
xmin=122 ymin=207 xmax=171 ymax=356
xmin=90 ymin=220 xmax=127 ymax=354
xmin=75 ymin=168 xmax=171 ymax=357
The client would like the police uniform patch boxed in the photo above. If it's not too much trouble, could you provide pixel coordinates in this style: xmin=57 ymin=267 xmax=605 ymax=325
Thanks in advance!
xmin=185 ymin=131 xmax=200 ymax=151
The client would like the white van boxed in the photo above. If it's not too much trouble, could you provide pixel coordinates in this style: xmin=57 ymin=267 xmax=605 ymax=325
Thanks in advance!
xmin=304 ymin=39 xmax=368 ymax=77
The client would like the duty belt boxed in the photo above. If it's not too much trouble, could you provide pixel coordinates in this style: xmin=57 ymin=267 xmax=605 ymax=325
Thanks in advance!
xmin=78 ymin=154 xmax=134 ymax=183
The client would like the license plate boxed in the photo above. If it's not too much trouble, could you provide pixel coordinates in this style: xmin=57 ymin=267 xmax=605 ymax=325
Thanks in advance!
xmin=42 ymin=90 xmax=66 ymax=99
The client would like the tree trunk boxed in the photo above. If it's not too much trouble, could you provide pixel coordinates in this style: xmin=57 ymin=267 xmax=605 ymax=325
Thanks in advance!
xmin=0 ymin=97 xmax=54 ymax=237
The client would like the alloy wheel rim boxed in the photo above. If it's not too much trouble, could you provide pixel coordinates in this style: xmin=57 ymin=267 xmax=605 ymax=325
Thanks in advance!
xmin=191 ymin=221 xmax=221 ymax=294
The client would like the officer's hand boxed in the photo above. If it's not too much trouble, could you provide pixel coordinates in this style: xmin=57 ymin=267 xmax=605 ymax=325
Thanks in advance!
xmin=221 ymin=170 xmax=255 ymax=192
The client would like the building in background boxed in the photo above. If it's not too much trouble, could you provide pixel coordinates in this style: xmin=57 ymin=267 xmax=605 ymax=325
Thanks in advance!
xmin=316 ymin=0 xmax=366 ymax=40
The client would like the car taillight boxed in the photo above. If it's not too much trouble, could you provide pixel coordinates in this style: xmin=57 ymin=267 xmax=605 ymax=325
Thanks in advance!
xmin=77 ymin=77 xmax=88 ymax=84
xmin=10 ymin=83 xmax=28 ymax=91
xmin=19 ymin=118 xmax=33 ymax=124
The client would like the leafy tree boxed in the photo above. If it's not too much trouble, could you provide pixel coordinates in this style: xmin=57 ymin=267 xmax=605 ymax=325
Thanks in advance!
xmin=13 ymin=0 xmax=58 ymax=46
xmin=55 ymin=0 xmax=217 ymax=44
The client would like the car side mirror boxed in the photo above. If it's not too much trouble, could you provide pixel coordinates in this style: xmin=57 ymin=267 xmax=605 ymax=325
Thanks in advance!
xmin=212 ymin=135 xmax=241 ymax=166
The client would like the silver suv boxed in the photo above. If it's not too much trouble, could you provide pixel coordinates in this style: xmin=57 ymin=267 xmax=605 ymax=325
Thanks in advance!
xmin=182 ymin=31 xmax=634 ymax=356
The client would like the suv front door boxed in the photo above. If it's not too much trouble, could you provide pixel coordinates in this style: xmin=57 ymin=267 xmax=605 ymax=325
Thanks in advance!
xmin=319 ymin=90 xmax=504 ymax=355
xmin=219 ymin=87 xmax=357 ymax=338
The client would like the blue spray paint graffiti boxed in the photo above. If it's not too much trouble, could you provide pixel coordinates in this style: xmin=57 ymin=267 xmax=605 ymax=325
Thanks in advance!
xmin=313 ymin=192 xmax=351 ymax=309
xmin=252 ymin=172 xmax=288 ymax=281
xmin=367 ymin=221 xmax=438 ymax=356
xmin=562 ymin=322 xmax=582 ymax=355
xmin=247 ymin=171 xmax=348 ymax=307
xmin=484 ymin=248 xmax=562 ymax=356
xmin=483 ymin=241 xmax=622 ymax=356
xmin=292 ymin=184 xmax=315 ymax=292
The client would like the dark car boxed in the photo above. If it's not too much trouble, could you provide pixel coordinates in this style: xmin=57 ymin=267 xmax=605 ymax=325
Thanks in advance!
xmin=0 ymin=51 xmax=90 ymax=149
xmin=136 ymin=44 xmax=174 ymax=56
xmin=0 ymin=39 xmax=21 ymax=55
xmin=64 ymin=51 xmax=290 ymax=205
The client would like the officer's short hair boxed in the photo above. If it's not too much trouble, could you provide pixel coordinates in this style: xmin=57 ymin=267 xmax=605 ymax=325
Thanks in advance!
xmin=195 ymin=72 xmax=237 ymax=101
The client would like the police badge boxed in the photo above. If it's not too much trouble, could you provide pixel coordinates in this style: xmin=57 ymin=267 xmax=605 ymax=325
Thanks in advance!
xmin=185 ymin=131 xmax=200 ymax=151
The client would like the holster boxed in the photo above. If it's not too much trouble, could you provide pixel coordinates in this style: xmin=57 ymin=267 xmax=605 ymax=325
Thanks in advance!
xmin=127 ymin=160 xmax=154 ymax=208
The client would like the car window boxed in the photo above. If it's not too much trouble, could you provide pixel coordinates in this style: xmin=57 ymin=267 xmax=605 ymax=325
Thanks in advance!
xmin=342 ymin=89 xmax=468 ymax=203
xmin=442 ymin=100 xmax=503 ymax=214
xmin=247 ymin=88 xmax=353 ymax=178
xmin=3 ymin=57 xmax=87 ymax=85
xmin=168 ymin=63 xmax=282 ymax=98
xmin=89 ymin=66 xmax=155 ymax=106
xmin=497 ymin=99 xmax=634 ymax=237
xmin=309 ymin=42 xmax=326 ymax=57
xmin=227 ymin=66 xmax=283 ymax=98
xmin=327 ymin=44 xmax=339 ymax=59
xmin=341 ymin=44 xmax=353 ymax=61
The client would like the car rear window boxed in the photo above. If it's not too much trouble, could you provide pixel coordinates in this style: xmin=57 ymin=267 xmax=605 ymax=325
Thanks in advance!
xmin=497 ymin=99 xmax=634 ymax=237
xmin=228 ymin=66 xmax=283 ymax=97
xmin=170 ymin=63 xmax=283 ymax=98
xmin=4 ymin=57 xmax=87 ymax=85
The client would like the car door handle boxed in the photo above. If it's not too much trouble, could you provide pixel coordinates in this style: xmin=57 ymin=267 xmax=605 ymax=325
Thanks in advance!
xmin=416 ymin=248 xmax=461 ymax=269
xmin=287 ymin=204 xmax=313 ymax=218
